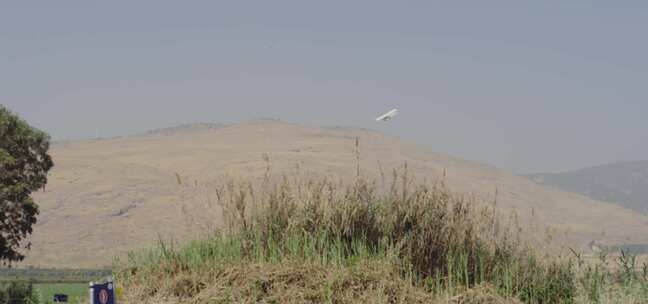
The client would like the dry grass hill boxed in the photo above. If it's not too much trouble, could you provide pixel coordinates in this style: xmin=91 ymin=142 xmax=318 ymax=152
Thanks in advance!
xmin=25 ymin=119 xmax=648 ymax=268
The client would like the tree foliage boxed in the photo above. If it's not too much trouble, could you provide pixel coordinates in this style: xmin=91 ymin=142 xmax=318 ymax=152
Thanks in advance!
xmin=0 ymin=105 xmax=53 ymax=263
xmin=0 ymin=282 xmax=38 ymax=304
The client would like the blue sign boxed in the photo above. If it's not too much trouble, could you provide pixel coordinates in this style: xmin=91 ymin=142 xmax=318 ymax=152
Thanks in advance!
xmin=90 ymin=282 xmax=115 ymax=304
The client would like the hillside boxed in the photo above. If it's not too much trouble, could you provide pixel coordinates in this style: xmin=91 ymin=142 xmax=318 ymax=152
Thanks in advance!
xmin=24 ymin=120 xmax=648 ymax=268
xmin=527 ymin=161 xmax=648 ymax=214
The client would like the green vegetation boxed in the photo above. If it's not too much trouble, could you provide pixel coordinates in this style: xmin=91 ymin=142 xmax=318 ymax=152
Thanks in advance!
xmin=570 ymin=249 xmax=648 ymax=303
xmin=116 ymin=169 xmax=645 ymax=303
xmin=0 ymin=268 xmax=112 ymax=283
xmin=33 ymin=283 xmax=87 ymax=304
xmin=0 ymin=282 xmax=88 ymax=304
xmin=0 ymin=268 xmax=110 ymax=303
xmin=0 ymin=273 xmax=108 ymax=304
xmin=0 ymin=282 xmax=38 ymax=304
xmin=117 ymin=169 xmax=648 ymax=303
xmin=0 ymin=105 xmax=53 ymax=263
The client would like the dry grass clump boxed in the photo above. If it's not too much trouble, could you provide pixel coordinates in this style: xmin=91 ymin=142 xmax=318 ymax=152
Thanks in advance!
xmin=120 ymin=260 xmax=449 ymax=304
xmin=117 ymin=169 xmax=578 ymax=303
xmin=449 ymin=283 xmax=523 ymax=304
xmin=118 ymin=260 xmax=526 ymax=304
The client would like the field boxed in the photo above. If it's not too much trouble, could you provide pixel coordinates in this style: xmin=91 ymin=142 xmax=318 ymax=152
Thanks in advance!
xmin=0 ymin=269 xmax=111 ymax=283
xmin=0 ymin=268 xmax=111 ymax=304
xmin=34 ymin=283 xmax=87 ymax=304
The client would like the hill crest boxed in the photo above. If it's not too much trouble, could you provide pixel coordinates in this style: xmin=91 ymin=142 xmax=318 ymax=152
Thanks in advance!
xmin=27 ymin=120 xmax=648 ymax=267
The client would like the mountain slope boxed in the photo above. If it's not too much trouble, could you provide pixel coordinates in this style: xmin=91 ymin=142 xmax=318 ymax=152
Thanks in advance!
xmin=527 ymin=161 xmax=648 ymax=214
xmin=25 ymin=120 xmax=648 ymax=267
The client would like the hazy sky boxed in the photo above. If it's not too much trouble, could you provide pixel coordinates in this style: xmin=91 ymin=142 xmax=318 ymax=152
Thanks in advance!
xmin=2 ymin=1 xmax=647 ymax=174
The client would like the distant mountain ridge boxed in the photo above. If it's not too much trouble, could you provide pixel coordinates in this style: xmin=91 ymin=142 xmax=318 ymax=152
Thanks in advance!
xmin=145 ymin=122 xmax=227 ymax=135
xmin=526 ymin=161 xmax=648 ymax=214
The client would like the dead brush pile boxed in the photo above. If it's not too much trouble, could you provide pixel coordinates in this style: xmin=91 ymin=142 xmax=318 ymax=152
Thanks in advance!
xmin=116 ymin=170 xmax=576 ymax=303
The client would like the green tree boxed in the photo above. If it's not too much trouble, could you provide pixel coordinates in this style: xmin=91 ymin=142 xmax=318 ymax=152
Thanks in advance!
xmin=0 ymin=282 xmax=39 ymax=304
xmin=0 ymin=105 xmax=53 ymax=264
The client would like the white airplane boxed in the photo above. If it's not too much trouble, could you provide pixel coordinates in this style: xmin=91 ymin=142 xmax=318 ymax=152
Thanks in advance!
xmin=376 ymin=108 xmax=399 ymax=122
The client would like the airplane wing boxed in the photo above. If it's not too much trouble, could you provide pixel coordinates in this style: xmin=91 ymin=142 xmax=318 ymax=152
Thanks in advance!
xmin=376 ymin=109 xmax=398 ymax=121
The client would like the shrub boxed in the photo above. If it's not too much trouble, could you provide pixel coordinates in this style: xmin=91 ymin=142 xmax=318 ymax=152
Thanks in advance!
xmin=0 ymin=281 xmax=38 ymax=304
xmin=119 ymin=171 xmax=577 ymax=303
